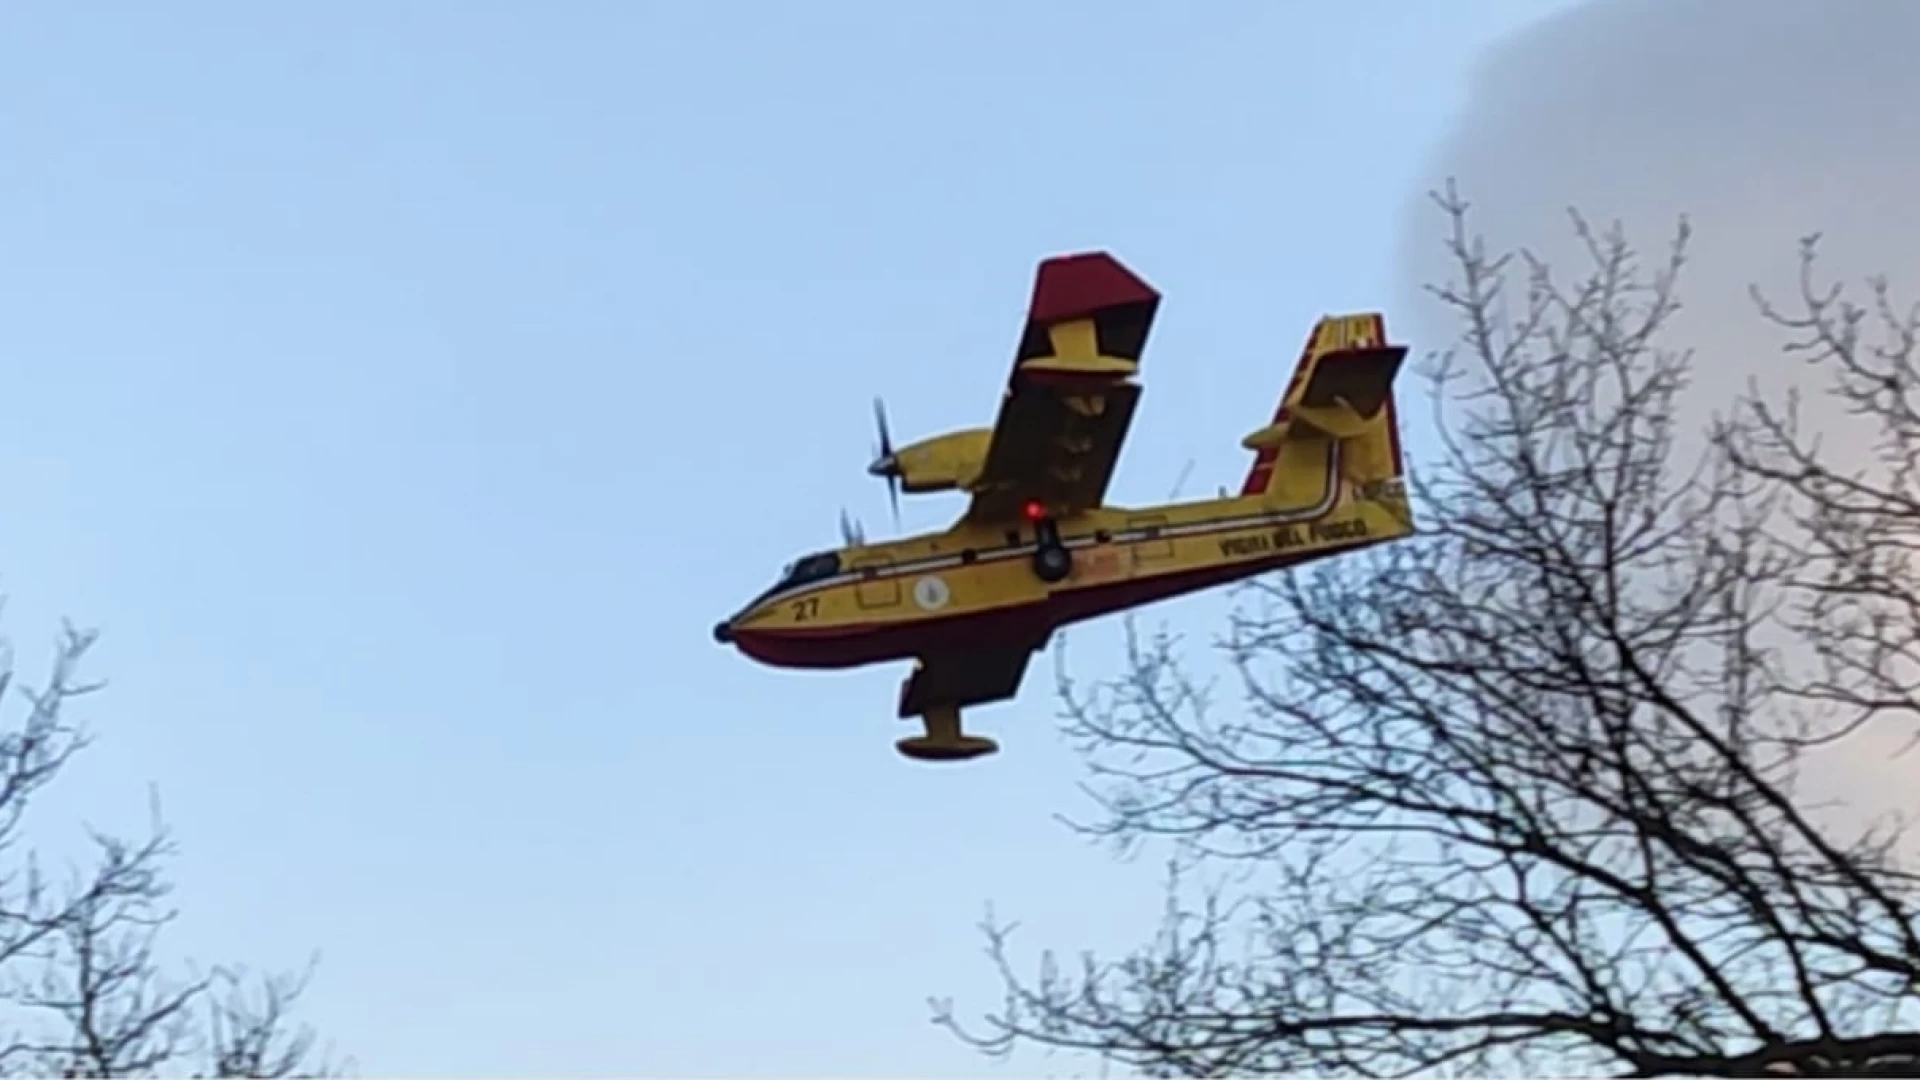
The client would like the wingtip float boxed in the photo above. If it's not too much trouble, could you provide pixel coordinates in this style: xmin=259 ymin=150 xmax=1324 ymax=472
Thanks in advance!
xmin=714 ymin=251 xmax=1415 ymax=763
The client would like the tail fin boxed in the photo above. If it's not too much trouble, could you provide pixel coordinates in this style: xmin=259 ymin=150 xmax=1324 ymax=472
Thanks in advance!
xmin=1239 ymin=313 xmax=1407 ymax=499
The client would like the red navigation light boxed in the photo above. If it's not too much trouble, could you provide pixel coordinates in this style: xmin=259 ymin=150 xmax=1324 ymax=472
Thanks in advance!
xmin=1022 ymin=500 xmax=1048 ymax=522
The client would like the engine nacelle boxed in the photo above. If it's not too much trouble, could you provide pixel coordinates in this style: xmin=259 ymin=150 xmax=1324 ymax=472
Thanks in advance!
xmin=885 ymin=428 xmax=994 ymax=493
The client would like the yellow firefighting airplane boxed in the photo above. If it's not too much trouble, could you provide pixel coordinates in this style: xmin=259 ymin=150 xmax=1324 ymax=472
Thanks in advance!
xmin=713 ymin=252 xmax=1415 ymax=762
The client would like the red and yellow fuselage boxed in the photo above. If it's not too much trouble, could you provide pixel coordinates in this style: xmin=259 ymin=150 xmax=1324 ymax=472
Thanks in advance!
xmin=714 ymin=454 xmax=1410 ymax=669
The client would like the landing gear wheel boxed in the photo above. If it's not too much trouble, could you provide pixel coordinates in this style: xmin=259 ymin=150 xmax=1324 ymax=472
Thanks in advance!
xmin=1033 ymin=543 xmax=1073 ymax=583
xmin=898 ymin=703 xmax=1000 ymax=763
xmin=897 ymin=733 xmax=1000 ymax=761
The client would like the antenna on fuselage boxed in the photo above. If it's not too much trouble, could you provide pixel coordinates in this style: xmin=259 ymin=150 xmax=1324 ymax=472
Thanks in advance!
xmin=1167 ymin=458 xmax=1196 ymax=502
xmin=839 ymin=508 xmax=866 ymax=548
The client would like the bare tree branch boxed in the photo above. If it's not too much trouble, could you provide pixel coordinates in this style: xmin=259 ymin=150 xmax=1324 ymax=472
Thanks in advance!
xmin=0 ymin=618 xmax=343 ymax=1078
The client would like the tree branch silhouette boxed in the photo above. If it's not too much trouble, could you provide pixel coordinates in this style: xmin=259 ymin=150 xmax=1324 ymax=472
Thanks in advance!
xmin=0 ymin=620 xmax=340 ymax=1078
xmin=937 ymin=184 xmax=1920 ymax=1078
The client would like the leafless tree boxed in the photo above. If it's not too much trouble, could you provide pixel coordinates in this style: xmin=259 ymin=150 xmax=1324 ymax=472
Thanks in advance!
xmin=1721 ymin=239 xmax=1920 ymax=769
xmin=0 ymin=618 xmax=340 ymax=1077
xmin=935 ymin=185 xmax=1920 ymax=1078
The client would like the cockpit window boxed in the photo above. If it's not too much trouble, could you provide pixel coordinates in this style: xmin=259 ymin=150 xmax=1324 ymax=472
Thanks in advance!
xmin=757 ymin=551 xmax=842 ymax=602
xmin=792 ymin=553 xmax=840 ymax=581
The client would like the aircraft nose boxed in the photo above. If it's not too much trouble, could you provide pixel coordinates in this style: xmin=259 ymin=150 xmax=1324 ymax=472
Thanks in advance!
xmin=867 ymin=454 xmax=896 ymax=477
xmin=712 ymin=620 xmax=734 ymax=645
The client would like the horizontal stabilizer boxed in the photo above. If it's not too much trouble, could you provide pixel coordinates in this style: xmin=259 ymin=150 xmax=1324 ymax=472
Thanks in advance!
xmin=1300 ymin=344 xmax=1405 ymax=418
xmin=1241 ymin=313 xmax=1407 ymax=497
xmin=1244 ymin=343 xmax=1407 ymax=447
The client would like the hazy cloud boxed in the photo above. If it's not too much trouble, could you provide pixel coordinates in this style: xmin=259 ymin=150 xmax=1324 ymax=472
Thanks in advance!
xmin=1403 ymin=0 xmax=1919 ymax=310
xmin=1398 ymin=0 xmax=1920 ymax=829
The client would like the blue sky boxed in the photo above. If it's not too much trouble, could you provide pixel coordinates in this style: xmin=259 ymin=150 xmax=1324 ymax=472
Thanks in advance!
xmin=2 ymin=2 xmax=1565 ymax=1074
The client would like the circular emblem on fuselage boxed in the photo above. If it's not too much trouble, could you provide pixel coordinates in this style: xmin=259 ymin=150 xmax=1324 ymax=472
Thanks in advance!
xmin=912 ymin=575 xmax=951 ymax=611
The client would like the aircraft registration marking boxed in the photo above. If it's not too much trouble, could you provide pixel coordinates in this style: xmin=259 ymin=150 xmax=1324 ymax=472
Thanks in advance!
xmin=1216 ymin=517 xmax=1368 ymax=558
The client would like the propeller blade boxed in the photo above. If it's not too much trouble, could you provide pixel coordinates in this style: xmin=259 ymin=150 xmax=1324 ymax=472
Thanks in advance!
xmin=873 ymin=396 xmax=893 ymax=458
xmin=869 ymin=396 xmax=901 ymax=529
xmin=840 ymin=508 xmax=860 ymax=546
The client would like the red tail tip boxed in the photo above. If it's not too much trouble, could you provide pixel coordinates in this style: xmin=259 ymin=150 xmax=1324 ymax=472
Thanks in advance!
xmin=1028 ymin=252 xmax=1158 ymax=326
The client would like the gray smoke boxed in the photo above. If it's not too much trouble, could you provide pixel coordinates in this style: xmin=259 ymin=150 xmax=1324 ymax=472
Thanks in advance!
xmin=1398 ymin=0 xmax=1920 ymax=828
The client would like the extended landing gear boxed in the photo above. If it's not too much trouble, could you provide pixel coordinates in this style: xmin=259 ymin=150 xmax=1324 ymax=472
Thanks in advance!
xmin=897 ymin=703 xmax=1000 ymax=762
xmin=1031 ymin=517 xmax=1073 ymax=583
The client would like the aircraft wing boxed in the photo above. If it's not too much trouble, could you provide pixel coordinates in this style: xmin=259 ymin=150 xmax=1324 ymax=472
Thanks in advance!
xmin=896 ymin=646 xmax=1035 ymax=718
xmin=964 ymin=252 xmax=1160 ymax=523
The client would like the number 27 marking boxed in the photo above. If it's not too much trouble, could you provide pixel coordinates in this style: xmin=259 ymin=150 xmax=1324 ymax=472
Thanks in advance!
xmin=790 ymin=597 xmax=819 ymax=621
